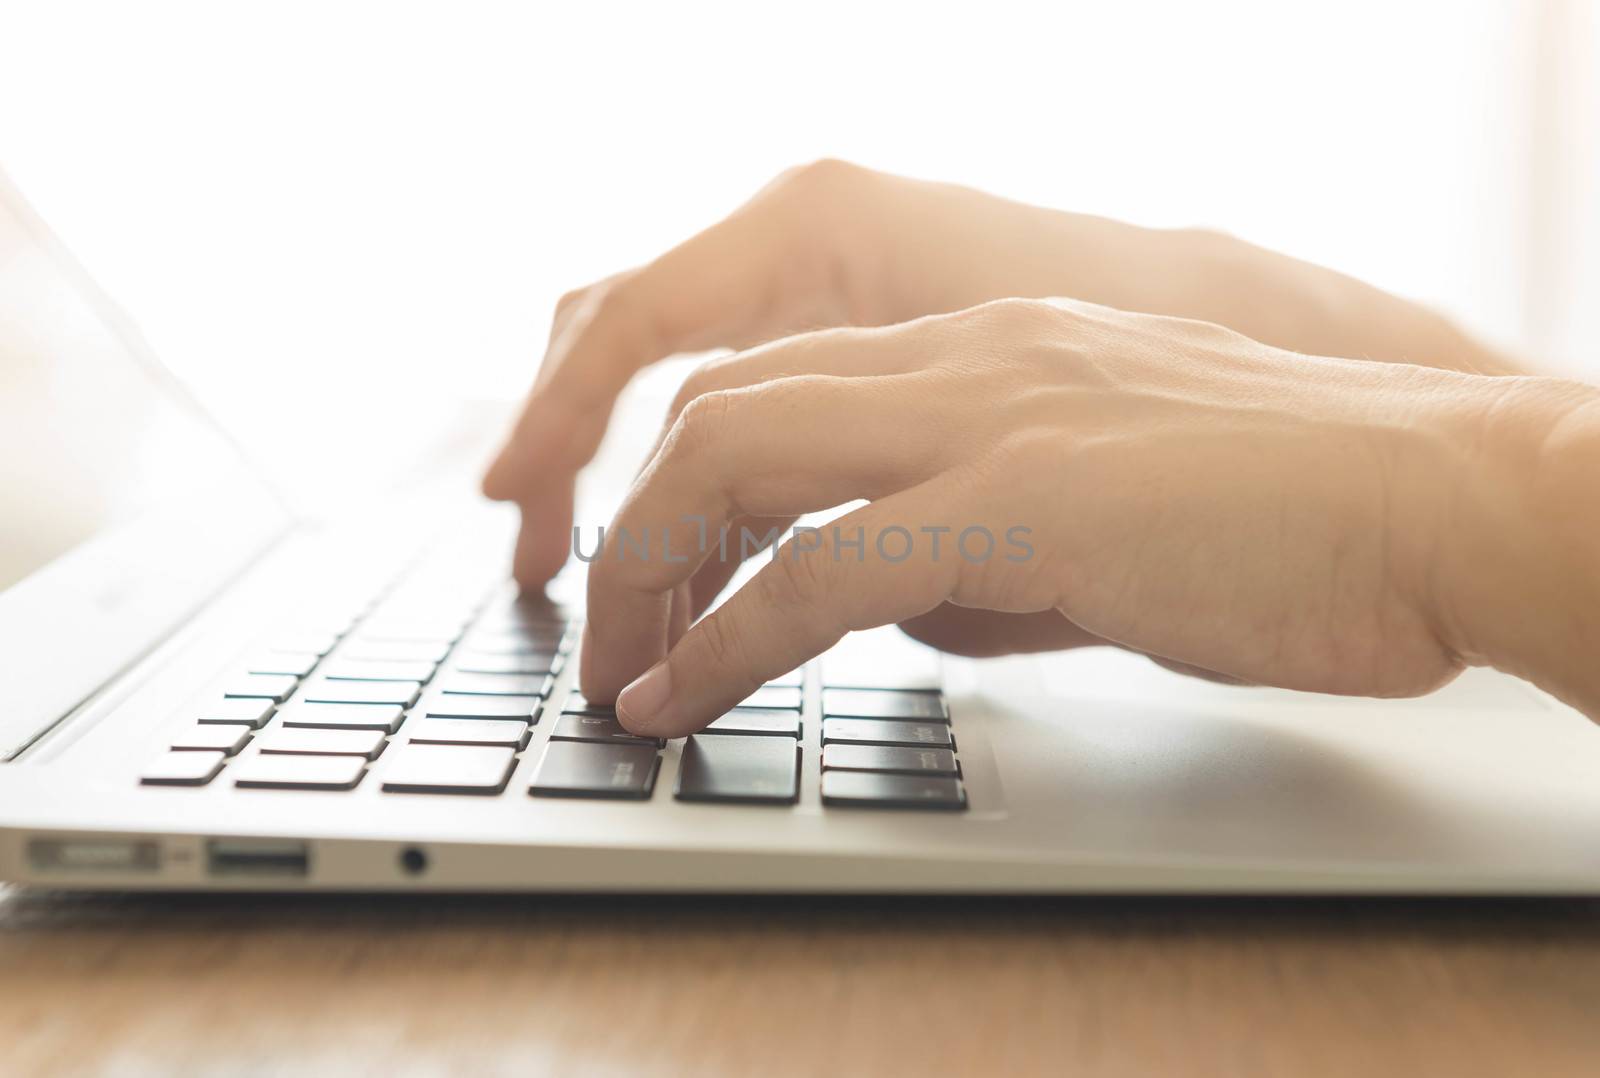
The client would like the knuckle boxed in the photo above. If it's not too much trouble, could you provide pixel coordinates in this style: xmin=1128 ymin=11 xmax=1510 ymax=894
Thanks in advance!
xmin=757 ymin=163 xmax=882 ymax=322
xmin=972 ymin=296 xmax=1061 ymax=332
xmin=554 ymin=286 xmax=589 ymax=316
xmin=543 ymin=275 xmax=659 ymax=406
xmin=777 ymin=157 xmax=871 ymax=203
xmin=546 ymin=285 xmax=596 ymax=350
xmin=996 ymin=425 xmax=1069 ymax=473
xmin=747 ymin=370 xmax=821 ymax=410
xmin=769 ymin=538 xmax=836 ymax=609
xmin=1173 ymin=225 xmax=1241 ymax=253
xmin=940 ymin=297 xmax=1060 ymax=344
xmin=591 ymin=273 xmax=640 ymax=322
xmin=934 ymin=299 xmax=1068 ymax=372
xmin=559 ymin=275 xmax=635 ymax=327
xmin=1040 ymin=338 xmax=1111 ymax=388
xmin=668 ymin=388 xmax=737 ymax=458
xmin=580 ymin=270 xmax=655 ymax=340
xmin=692 ymin=610 xmax=749 ymax=674
xmin=599 ymin=274 xmax=670 ymax=359
xmin=667 ymin=362 xmax=721 ymax=423
xmin=937 ymin=299 xmax=1117 ymax=388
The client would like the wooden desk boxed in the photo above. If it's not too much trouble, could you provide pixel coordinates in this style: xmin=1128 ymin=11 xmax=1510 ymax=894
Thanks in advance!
xmin=3 ymin=889 xmax=1598 ymax=1075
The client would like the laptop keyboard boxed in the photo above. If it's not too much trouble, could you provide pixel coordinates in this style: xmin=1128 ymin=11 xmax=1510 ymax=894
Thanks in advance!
xmin=142 ymin=565 xmax=969 ymax=812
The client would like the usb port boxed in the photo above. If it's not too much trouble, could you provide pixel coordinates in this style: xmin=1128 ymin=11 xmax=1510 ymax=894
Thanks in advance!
xmin=206 ymin=839 xmax=310 ymax=878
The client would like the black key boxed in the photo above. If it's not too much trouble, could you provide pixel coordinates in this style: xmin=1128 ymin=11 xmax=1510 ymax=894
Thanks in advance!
xmin=438 ymin=672 xmax=552 ymax=697
xmin=257 ymin=726 xmax=388 ymax=759
xmin=321 ymin=659 xmax=437 ymax=683
xmin=452 ymin=652 xmax=561 ymax=676
xmin=198 ymin=699 xmax=276 ymax=729
xmin=234 ymin=754 xmax=367 ymax=790
xmin=473 ymin=604 xmax=569 ymax=630
xmin=407 ymin=717 xmax=531 ymax=749
xmin=528 ymin=741 xmax=659 ymax=800
xmin=423 ymin=695 xmax=542 ymax=722
xmin=170 ymin=723 xmax=252 ymax=755
xmin=381 ymin=744 xmax=517 ymax=795
xmin=247 ymin=651 xmax=320 ymax=677
xmin=475 ymin=610 xmax=570 ymax=633
xmin=822 ymin=689 xmax=949 ymax=723
xmin=738 ymin=686 xmax=802 ymax=710
xmin=341 ymin=640 xmax=450 ymax=663
xmin=822 ymin=745 xmax=959 ymax=776
xmin=821 ymin=771 xmax=967 ymax=810
xmin=821 ymin=719 xmax=953 ymax=749
xmin=675 ymin=735 xmax=800 ymax=804
xmin=479 ymin=598 xmax=572 ymax=629
xmin=224 ymin=674 xmax=299 ymax=703
xmin=300 ymin=679 xmax=421 ymax=708
xmin=549 ymin=711 xmax=663 ymax=746
xmin=705 ymin=709 xmax=801 ymax=738
xmin=279 ymin=702 xmax=406 ymax=733
xmin=141 ymin=750 xmax=226 ymax=786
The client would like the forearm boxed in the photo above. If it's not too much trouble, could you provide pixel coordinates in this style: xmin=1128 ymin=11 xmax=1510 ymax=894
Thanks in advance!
xmin=1138 ymin=226 xmax=1534 ymax=375
xmin=1437 ymin=377 xmax=1600 ymax=717
xmin=986 ymin=204 xmax=1531 ymax=377
xmin=830 ymin=170 xmax=1531 ymax=377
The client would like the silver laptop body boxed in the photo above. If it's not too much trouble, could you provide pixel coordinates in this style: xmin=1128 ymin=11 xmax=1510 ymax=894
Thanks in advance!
xmin=4 ymin=170 xmax=1599 ymax=894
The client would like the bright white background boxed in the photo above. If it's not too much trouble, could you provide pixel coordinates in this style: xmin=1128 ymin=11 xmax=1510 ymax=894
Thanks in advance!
xmin=1 ymin=0 xmax=1596 ymax=467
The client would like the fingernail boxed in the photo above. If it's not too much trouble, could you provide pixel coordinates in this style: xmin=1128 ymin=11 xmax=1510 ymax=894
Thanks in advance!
xmin=617 ymin=661 xmax=672 ymax=732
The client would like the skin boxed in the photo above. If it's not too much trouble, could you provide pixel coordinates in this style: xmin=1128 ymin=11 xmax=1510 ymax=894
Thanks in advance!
xmin=483 ymin=161 xmax=1600 ymax=734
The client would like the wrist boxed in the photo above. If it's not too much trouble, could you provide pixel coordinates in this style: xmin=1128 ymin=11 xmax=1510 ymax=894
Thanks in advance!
xmin=1156 ymin=228 xmax=1529 ymax=375
xmin=1434 ymin=376 xmax=1600 ymax=715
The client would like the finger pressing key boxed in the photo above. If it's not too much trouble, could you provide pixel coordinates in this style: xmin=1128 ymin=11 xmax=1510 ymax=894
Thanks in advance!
xmin=615 ymin=490 xmax=964 ymax=738
xmin=580 ymin=366 xmax=949 ymax=704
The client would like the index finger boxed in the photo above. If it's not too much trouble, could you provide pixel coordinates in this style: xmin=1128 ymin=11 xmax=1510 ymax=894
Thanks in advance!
xmin=579 ymin=370 xmax=946 ymax=701
xmin=615 ymin=489 xmax=962 ymax=737
xmin=481 ymin=164 xmax=882 ymax=585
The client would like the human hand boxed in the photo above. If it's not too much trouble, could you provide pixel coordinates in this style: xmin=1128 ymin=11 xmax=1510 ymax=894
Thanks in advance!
xmin=483 ymin=160 xmax=1515 ymax=587
xmin=578 ymin=297 xmax=1592 ymax=736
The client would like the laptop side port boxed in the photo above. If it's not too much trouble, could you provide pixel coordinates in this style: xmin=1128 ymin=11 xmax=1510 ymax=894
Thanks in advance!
xmin=28 ymin=837 xmax=160 ymax=874
xmin=206 ymin=839 xmax=310 ymax=878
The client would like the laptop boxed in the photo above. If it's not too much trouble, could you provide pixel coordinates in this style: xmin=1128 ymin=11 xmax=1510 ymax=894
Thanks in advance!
xmin=5 ymin=170 xmax=1600 ymax=895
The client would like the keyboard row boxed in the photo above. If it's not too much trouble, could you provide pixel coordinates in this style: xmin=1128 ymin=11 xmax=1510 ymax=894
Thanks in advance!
xmin=145 ymin=684 xmax=967 ymax=809
xmin=143 ymin=583 xmax=967 ymax=810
